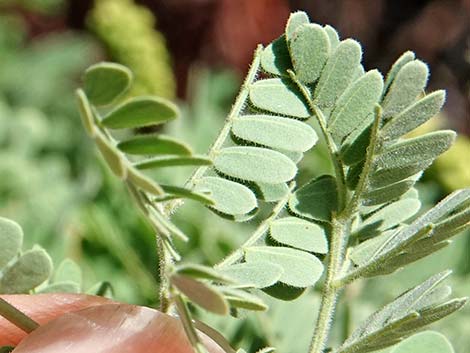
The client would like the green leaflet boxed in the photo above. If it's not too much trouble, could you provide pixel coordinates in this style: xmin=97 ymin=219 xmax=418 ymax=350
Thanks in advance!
xmin=0 ymin=217 xmax=23 ymax=269
xmin=249 ymin=78 xmax=310 ymax=119
xmin=127 ymin=167 xmax=164 ymax=195
xmin=54 ymin=259 xmax=82 ymax=285
xmin=117 ymin=134 xmax=192 ymax=156
xmin=95 ymin=132 xmax=126 ymax=178
xmin=324 ymin=25 xmax=340 ymax=50
xmin=382 ymin=90 xmax=446 ymax=141
xmin=360 ymin=198 xmax=421 ymax=232
xmin=218 ymin=261 xmax=283 ymax=288
xmin=261 ymin=35 xmax=292 ymax=76
xmin=214 ymin=146 xmax=297 ymax=184
xmin=195 ymin=177 xmax=257 ymax=218
xmin=158 ymin=185 xmax=213 ymax=205
xmin=102 ymin=96 xmax=179 ymax=129
xmin=369 ymin=160 xmax=433 ymax=189
xmin=135 ymin=155 xmax=211 ymax=170
xmin=341 ymin=121 xmax=371 ymax=166
xmin=328 ymin=69 xmax=384 ymax=143
xmin=433 ymin=206 xmax=470 ymax=240
xmin=262 ymin=283 xmax=306 ymax=301
xmin=383 ymin=51 xmax=416 ymax=93
xmin=39 ymin=281 xmax=81 ymax=294
xmin=244 ymin=246 xmax=323 ymax=288
xmin=288 ymin=175 xmax=338 ymax=222
xmin=76 ymin=89 xmax=96 ymax=136
xmin=285 ymin=11 xmax=310 ymax=41
xmin=269 ymin=217 xmax=328 ymax=253
xmin=170 ymin=274 xmax=229 ymax=315
xmin=313 ymin=39 xmax=363 ymax=116
xmin=251 ymin=182 xmax=289 ymax=202
xmin=381 ymin=60 xmax=429 ymax=120
xmin=174 ymin=264 xmax=233 ymax=283
xmin=374 ymin=131 xmax=456 ymax=170
xmin=390 ymin=331 xmax=455 ymax=353
xmin=220 ymin=288 xmax=268 ymax=311
xmin=0 ymin=247 xmax=52 ymax=294
xmin=289 ymin=23 xmax=330 ymax=83
xmin=83 ymin=62 xmax=132 ymax=106
xmin=349 ymin=229 xmax=398 ymax=267
xmin=363 ymin=178 xmax=417 ymax=206
xmin=231 ymin=115 xmax=317 ymax=152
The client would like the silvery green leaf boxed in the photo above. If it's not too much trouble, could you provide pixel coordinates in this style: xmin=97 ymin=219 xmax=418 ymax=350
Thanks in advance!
xmin=269 ymin=217 xmax=328 ymax=253
xmin=39 ymin=281 xmax=81 ymax=294
xmin=249 ymin=78 xmax=310 ymax=119
xmin=324 ymin=25 xmax=340 ymax=50
xmin=285 ymin=11 xmax=310 ymax=41
xmin=195 ymin=177 xmax=257 ymax=218
xmin=433 ymin=205 xmax=470 ymax=236
xmin=369 ymin=160 xmax=433 ymax=189
xmin=360 ymin=198 xmax=421 ymax=232
xmin=288 ymin=175 xmax=338 ymax=222
xmin=349 ymin=229 xmax=397 ymax=267
xmin=214 ymin=146 xmax=297 ymax=184
xmin=278 ymin=150 xmax=304 ymax=163
xmin=363 ymin=179 xmax=416 ymax=206
xmin=127 ymin=167 xmax=164 ymax=195
xmin=83 ymin=62 xmax=132 ymax=106
xmin=390 ymin=331 xmax=455 ymax=353
xmin=218 ymin=261 xmax=283 ymax=288
xmin=374 ymin=131 xmax=456 ymax=170
xmin=159 ymin=184 xmax=214 ymax=205
xmin=313 ymin=39 xmax=363 ymax=116
xmin=175 ymin=264 xmax=233 ymax=283
xmin=171 ymin=274 xmax=229 ymax=315
xmin=95 ymin=132 xmax=126 ymax=179
xmin=353 ymin=64 xmax=366 ymax=81
xmin=0 ymin=217 xmax=23 ymax=269
xmin=383 ymin=51 xmax=416 ymax=93
xmin=252 ymin=182 xmax=289 ymax=202
xmin=221 ymin=287 xmax=268 ymax=311
xmin=382 ymin=90 xmax=446 ymax=141
xmin=381 ymin=60 xmax=429 ymax=120
xmin=231 ymin=115 xmax=317 ymax=152
xmin=245 ymin=246 xmax=323 ymax=287
xmin=76 ymin=89 xmax=96 ymax=136
xmin=328 ymin=69 xmax=383 ymax=143
xmin=135 ymin=155 xmax=211 ymax=170
xmin=289 ymin=23 xmax=330 ymax=83
xmin=341 ymin=122 xmax=371 ymax=166
xmin=54 ymin=259 xmax=82 ymax=286
xmin=102 ymin=96 xmax=179 ymax=129
xmin=260 ymin=35 xmax=292 ymax=76
xmin=0 ymin=247 xmax=52 ymax=294
xmin=117 ymin=134 xmax=192 ymax=156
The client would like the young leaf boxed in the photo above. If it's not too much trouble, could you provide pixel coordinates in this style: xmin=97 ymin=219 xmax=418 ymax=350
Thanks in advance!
xmin=363 ymin=179 xmax=416 ymax=206
xmin=76 ymin=89 xmax=96 ymax=136
xmin=159 ymin=184 xmax=214 ymax=205
xmin=381 ymin=60 xmax=429 ymax=120
xmin=269 ymin=217 xmax=328 ymax=253
xmin=0 ymin=247 xmax=52 ymax=294
xmin=135 ymin=155 xmax=212 ymax=170
xmin=382 ymin=90 xmax=446 ymax=141
xmin=95 ymin=132 xmax=127 ymax=178
xmin=171 ymin=274 xmax=229 ymax=315
xmin=285 ymin=11 xmax=310 ymax=41
xmin=369 ymin=160 xmax=433 ymax=189
xmin=390 ymin=331 xmax=455 ymax=353
xmin=383 ymin=51 xmax=416 ymax=93
xmin=288 ymin=175 xmax=338 ymax=222
xmin=0 ymin=217 xmax=23 ymax=269
xmin=221 ymin=288 xmax=268 ymax=311
xmin=313 ymin=39 xmax=363 ymax=116
xmin=374 ymin=131 xmax=456 ymax=170
xmin=83 ymin=62 xmax=132 ymax=106
xmin=174 ymin=264 xmax=233 ymax=283
xmin=349 ymin=229 xmax=398 ymax=267
xmin=328 ymin=70 xmax=384 ymax=143
xmin=102 ymin=96 xmax=179 ymax=129
xmin=231 ymin=115 xmax=317 ymax=152
xmin=218 ymin=261 xmax=283 ymax=288
xmin=54 ymin=259 xmax=82 ymax=285
xmin=261 ymin=35 xmax=292 ymax=76
xmin=195 ymin=177 xmax=257 ymax=217
xmin=213 ymin=146 xmax=297 ymax=184
xmin=127 ymin=167 xmax=164 ymax=195
xmin=289 ymin=23 xmax=330 ymax=83
xmin=324 ymin=25 xmax=340 ymax=50
xmin=117 ymin=135 xmax=192 ymax=156
xmin=244 ymin=246 xmax=323 ymax=287
xmin=249 ymin=78 xmax=310 ymax=119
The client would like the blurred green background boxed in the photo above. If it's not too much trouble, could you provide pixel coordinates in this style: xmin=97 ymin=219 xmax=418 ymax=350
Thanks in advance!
xmin=0 ymin=0 xmax=468 ymax=352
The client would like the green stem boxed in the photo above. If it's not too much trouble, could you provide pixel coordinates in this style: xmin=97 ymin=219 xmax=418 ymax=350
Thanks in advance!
xmin=174 ymin=294 xmax=208 ymax=353
xmin=308 ymin=217 xmax=348 ymax=353
xmin=215 ymin=182 xmax=295 ymax=268
xmin=184 ymin=45 xmax=263 ymax=190
xmin=0 ymin=297 xmax=39 ymax=334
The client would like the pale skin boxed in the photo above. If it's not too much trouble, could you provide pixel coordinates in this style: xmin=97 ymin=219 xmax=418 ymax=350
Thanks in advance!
xmin=0 ymin=294 xmax=224 ymax=353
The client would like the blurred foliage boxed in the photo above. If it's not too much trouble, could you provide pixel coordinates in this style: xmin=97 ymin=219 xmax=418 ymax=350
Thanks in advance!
xmin=0 ymin=0 xmax=65 ymax=14
xmin=88 ymin=0 xmax=176 ymax=99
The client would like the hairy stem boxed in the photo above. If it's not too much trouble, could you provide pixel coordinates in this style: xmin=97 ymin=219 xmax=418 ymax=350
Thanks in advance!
xmin=215 ymin=182 xmax=295 ymax=268
xmin=0 ymin=297 xmax=39 ymax=334
xmin=309 ymin=217 xmax=349 ymax=353
xmin=184 ymin=45 xmax=263 ymax=190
